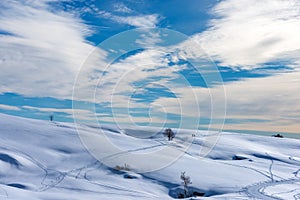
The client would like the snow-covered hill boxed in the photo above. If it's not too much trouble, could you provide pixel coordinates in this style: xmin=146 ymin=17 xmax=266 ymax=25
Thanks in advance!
xmin=0 ymin=113 xmax=299 ymax=199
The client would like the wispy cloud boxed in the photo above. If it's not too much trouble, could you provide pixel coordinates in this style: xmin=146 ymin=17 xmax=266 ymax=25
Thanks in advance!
xmin=152 ymin=69 xmax=300 ymax=133
xmin=0 ymin=0 xmax=102 ymax=99
xmin=98 ymin=11 xmax=160 ymax=28
xmin=113 ymin=14 xmax=160 ymax=28
xmin=0 ymin=104 xmax=20 ymax=111
xmin=195 ymin=0 xmax=300 ymax=68
xmin=22 ymin=105 xmax=95 ymax=121
xmin=113 ymin=3 xmax=133 ymax=14
xmin=2 ymin=0 xmax=299 ymax=134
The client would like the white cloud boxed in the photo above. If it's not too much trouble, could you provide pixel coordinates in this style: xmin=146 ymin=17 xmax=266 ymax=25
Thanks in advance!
xmin=98 ymin=11 xmax=160 ymax=28
xmin=0 ymin=0 xmax=103 ymax=99
xmin=113 ymin=3 xmax=133 ymax=14
xmin=223 ymin=70 xmax=300 ymax=125
xmin=23 ymin=105 xmax=74 ymax=113
xmin=195 ymin=0 xmax=300 ymax=68
xmin=98 ymin=114 xmax=172 ymax=125
xmin=92 ymin=48 xmax=188 ymax=104
xmin=153 ymin=0 xmax=300 ymax=132
xmin=114 ymin=14 xmax=160 ymax=28
xmin=4 ymin=0 xmax=298 ymax=134
xmin=151 ymin=69 xmax=300 ymax=133
xmin=0 ymin=104 xmax=21 ymax=111
xmin=22 ymin=105 xmax=95 ymax=121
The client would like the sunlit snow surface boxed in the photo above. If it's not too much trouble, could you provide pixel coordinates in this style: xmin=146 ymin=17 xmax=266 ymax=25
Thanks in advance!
xmin=0 ymin=113 xmax=299 ymax=199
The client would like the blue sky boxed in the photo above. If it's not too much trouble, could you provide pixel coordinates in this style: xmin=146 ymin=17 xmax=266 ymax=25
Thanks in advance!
xmin=0 ymin=0 xmax=300 ymax=136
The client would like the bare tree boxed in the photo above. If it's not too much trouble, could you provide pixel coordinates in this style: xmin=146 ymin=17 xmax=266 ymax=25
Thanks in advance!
xmin=165 ymin=128 xmax=174 ymax=141
xmin=180 ymin=171 xmax=192 ymax=197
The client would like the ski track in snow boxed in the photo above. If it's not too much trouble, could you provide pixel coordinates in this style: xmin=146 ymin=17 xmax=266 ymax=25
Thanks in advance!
xmin=245 ymin=179 xmax=300 ymax=200
xmin=243 ymin=156 xmax=300 ymax=200
xmin=0 ymin=144 xmax=160 ymax=199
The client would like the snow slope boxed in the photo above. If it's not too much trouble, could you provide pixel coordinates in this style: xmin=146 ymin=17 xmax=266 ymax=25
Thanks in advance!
xmin=0 ymin=113 xmax=299 ymax=199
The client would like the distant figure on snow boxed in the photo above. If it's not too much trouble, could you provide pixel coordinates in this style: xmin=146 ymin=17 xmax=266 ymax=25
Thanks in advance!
xmin=49 ymin=115 xmax=54 ymax=121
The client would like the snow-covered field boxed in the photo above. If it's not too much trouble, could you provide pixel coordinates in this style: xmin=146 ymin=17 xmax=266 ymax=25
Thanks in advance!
xmin=0 ymin=113 xmax=299 ymax=199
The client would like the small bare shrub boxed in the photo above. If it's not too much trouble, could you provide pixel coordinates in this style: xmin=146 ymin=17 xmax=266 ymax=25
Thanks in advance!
xmin=115 ymin=163 xmax=131 ymax=171
xmin=180 ymin=171 xmax=192 ymax=197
